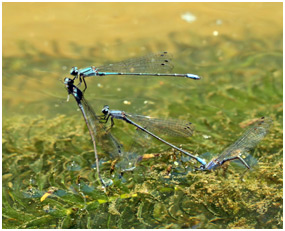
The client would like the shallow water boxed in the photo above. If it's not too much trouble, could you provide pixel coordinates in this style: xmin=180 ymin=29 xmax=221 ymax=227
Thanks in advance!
xmin=2 ymin=2 xmax=283 ymax=229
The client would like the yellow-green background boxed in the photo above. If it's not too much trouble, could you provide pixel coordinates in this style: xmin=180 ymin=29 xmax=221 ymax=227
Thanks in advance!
xmin=3 ymin=2 xmax=282 ymax=229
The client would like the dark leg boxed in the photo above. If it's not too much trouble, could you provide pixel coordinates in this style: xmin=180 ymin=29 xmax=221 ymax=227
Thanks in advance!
xmin=220 ymin=156 xmax=250 ymax=169
xmin=74 ymin=75 xmax=82 ymax=87
xmin=110 ymin=117 xmax=115 ymax=129
xmin=99 ymin=113 xmax=111 ymax=123
xmin=105 ymin=116 xmax=115 ymax=133
xmin=105 ymin=114 xmax=111 ymax=123
xmin=82 ymin=77 xmax=87 ymax=92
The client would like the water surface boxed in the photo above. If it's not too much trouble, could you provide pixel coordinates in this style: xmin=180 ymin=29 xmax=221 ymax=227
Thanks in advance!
xmin=3 ymin=2 xmax=283 ymax=229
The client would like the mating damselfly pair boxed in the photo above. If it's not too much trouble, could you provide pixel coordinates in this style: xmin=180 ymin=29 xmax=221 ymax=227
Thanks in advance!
xmin=64 ymin=52 xmax=272 ymax=187
xmin=65 ymin=77 xmax=204 ymax=186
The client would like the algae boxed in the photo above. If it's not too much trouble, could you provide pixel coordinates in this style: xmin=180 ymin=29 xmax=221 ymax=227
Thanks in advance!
xmin=3 ymin=31 xmax=283 ymax=228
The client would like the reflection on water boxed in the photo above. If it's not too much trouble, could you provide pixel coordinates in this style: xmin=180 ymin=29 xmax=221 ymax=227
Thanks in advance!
xmin=3 ymin=2 xmax=283 ymax=229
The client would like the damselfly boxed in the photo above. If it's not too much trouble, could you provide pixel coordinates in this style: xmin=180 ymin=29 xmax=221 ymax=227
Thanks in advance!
xmin=201 ymin=117 xmax=272 ymax=170
xmin=64 ymin=78 xmax=125 ymax=187
xmin=70 ymin=52 xmax=201 ymax=91
xmin=100 ymin=105 xmax=206 ymax=166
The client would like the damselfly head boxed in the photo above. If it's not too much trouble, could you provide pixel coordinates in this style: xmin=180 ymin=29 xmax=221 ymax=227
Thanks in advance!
xmin=70 ymin=67 xmax=79 ymax=76
xmin=64 ymin=78 xmax=75 ymax=97
xmin=64 ymin=77 xmax=74 ymax=85
xmin=101 ymin=105 xmax=110 ymax=115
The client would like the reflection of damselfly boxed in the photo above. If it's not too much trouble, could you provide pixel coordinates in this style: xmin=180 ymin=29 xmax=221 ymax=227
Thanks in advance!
xmin=69 ymin=52 xmax=201 ymax=91
xmin=64 ymin=78 xmax=136 ymax=187
xmin=100 ymin=105 xmax=206 ymax=166
xmin=200 ymin=117 xmax=272 ymax=170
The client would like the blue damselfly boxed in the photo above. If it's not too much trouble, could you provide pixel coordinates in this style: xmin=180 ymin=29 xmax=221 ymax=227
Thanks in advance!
xmin=70 ymin=52 xmax=201 ymax=91
xmin=101 ymin=105 xmax=206 ymax=166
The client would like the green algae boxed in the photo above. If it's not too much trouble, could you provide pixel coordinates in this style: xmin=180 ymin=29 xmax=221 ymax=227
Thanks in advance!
xmin=2 ymin=109 xmax=282 ymax=228
xmin=3 ymin=30 xmax=283 ymax=228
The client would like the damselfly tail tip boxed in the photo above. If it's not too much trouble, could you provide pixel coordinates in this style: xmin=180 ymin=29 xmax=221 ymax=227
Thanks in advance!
xmin=186 ymin=73 xmax=202 ymax=80
xmin=197 ymin=157 xmax=207 ymax=166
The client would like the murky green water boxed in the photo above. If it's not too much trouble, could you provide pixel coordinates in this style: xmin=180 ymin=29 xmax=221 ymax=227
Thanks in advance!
xmin=3 ymin=3 xmax=283 ymax=228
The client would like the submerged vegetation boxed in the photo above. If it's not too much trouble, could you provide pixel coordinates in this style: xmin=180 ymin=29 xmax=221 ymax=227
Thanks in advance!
xmin=2 ymin=112 xmax=282 ymax=228
xmin=3 ymin=30 xmax=283 ymax=228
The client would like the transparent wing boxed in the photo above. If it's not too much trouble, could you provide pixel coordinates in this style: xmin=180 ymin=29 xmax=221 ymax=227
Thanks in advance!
xmin=108 ymin=125 xmax=146 ymax=172
xmin=97 ymin=52 xmax=174 ymax=73
xmin=81 ymin=97 xmax=123 ymax=160
xmin=126 ymin=113 xmax=194 ymax=137
xmin=216 ymin=117 xmax=272 ymax=162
